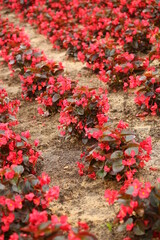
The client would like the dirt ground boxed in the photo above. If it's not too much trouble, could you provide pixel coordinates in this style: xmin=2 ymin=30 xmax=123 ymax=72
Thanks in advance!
xmin=0 ymin=9 xmax=159 ymax=240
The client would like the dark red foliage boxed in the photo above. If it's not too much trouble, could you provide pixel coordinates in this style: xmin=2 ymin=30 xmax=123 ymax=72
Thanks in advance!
xmin=78 ymin=121 xmax=152 ymax=181
xmin=2 ymin=0 xmax=160 ymax=114
xmin=0 ymin=88 xmax=20 ymax=126
xmin=106 ymin=178 xmax=160 ymax=240
xmin=0 ymin=1 xmax=160 ymax=239
xmin=58 ymin=86 xmax=109 ymax=141
xmin=0 ymin=87 xmax=96 ymax=239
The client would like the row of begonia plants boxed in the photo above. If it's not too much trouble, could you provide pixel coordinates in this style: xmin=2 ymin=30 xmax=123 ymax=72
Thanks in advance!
xmin=0 ymin=87 xmax=97 ymax=239
xmin=2 ymin=0 xmax=160 ymax=115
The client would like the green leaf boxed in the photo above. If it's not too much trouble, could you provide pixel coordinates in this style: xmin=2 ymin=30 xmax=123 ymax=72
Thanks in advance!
xmin=110 ymin=49 xmax=115 ymax=57
xmin=117 ymin=218 xmax=133 ymax=232
xmin=82 ymin=138 xmax=88 ymax=144
xmin=21 ymin=136 xmax=28 ymax=142
xmin=74 ymin=232 xmax=97 ymax=239
xmin=133 ymin=224 xmax=145 ymax=236
xmin=68 ymin=126 xmax=73 ymax=133
xmin=9 ymin=60 xmax=15 ymax=65
xmin=121 ymin=130 xmax=135 ymax=135
xmin=24 ymin=180 xmax=32 ymax=193
xmin=91 ymin=53 xmax=99 ymax=62
xmin=66 ymin=98 xmax=75 ymax=103
xmin=16 ymin=141 xmax=24 ymax=147
xmin=31 ymin=179 xmax=39 ymax=187
xmin=125 ymin=186 xmax=134 ymax=195
xmin=54 ymin=237 xmax=66 ymax=240
xmin=16 ymin=54 xmax=22 ymax=62
xmin=12 ymin=185 xmax=21 ymax=194
xmin=103 ymin=122 xmax=112 ymax=128
xmin=0 ymin=183 xmax=5 ymax=190
xmin=110 ymin=151 xmax=123 ymax=159
xmin=0 ymin=130 xmax=5 ymax=135
xmin=76 ymin=107 xmax=84 ymax=115
xmin=96 ymin=169 xmax=107 ymax=179
xmin=33 ymin=51 xmax=42 ymax=57
xmin=23 ymin=156 xmax=29 ymax=165
xmin=20 ymin=44 xmax=27 ymax=50
xmin=13 ymin=165 xmax=24 ymax=175
xmin=8 ymin=114 xmax=16 ymax=121
xmin=152 ymin=219 xmax=160 ymax=231
xmin=106 ymin=222 xmax=112 ymax=231
xmin=125 ymin=135 xmax=135 ymax=142
xmin=52 ymin=93 xmax=60 ymax=103
xmin=88 ymin=128 xmax=98 ymax=134
xmin=112 ymin=159 xmax=124 ymax=173
xmin=10 ymin=175 xmax=19 ymax=185
xmin=117 ymin=198 xmax=130 ymax=205
xmin=149 ymin=189 xmax=160 ymax=208
xmin=125 ymin=147 xmax=139 ymax=156
xmin=100 ymin=135 xmax=115 ymax=142
xmin=26 ymin=49 xmax=32 ymax=55
xmin=42 ymin=184 xmax=50 ymax=192
xmin=102 ymin=130 xmax=112 ymax=135
xmin=89 ymin=102 xmax=97 ymax=110
xmin=139 ymin=76 xmax=147 ymax=82
xmin=39 ymin=221 xmax=52 ymax=230
xmin=54 ymin=69 xmax=64 ymax=76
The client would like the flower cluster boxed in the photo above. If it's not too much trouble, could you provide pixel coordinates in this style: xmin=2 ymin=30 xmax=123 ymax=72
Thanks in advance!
xmin=105 ymin=178 xmax=160 ymax=240
xmin=78 ymin=121 xmax=152 ymax=181
xmin=36 ymin=73 xmax=77 ymax=114
xmin=20 ymin=61 xmax=65 ymax=100
xmin=0 ymin=124 xmax=40 ymax=173
xmin=0 ymin=15 xmax=79 ymax=115
xmin=0 ymin=17 xmax=46 ymax=74
xmin=3 ymin=0 xmax=35 ymax=10
xmin=58 ymin=86 xmax=109 ymax=141
xmin=135 ymin=68 xmax=160 ymax=115
xmin=0 ymin=88 xmax=20 ymax=126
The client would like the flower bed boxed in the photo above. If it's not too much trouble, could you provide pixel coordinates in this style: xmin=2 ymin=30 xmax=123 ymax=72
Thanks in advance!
xmin=2 ymin=0 xmax=160 ymax=115
xmin=0 ymin=4 xmax=159 ymax=239
xmin=105 ymin=178 xmax=160 ymax=240
xmin=78 ymin=122 xmax=152 ymax=181
xmin=0 ymin=87 xmax=96 ymax=240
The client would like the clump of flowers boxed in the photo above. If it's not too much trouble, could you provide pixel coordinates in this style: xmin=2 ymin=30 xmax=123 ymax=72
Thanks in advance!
xmin=0 ymin=166 xmax=59 ymax=237
xmin=135 ymin=68 xmax=160 ymax=116
xmin=0 ymin=167 xmax=96 ymax=238
xmin=0 ymin=15 xmax=78 ymax=111
xmin=78 ymin=121 xmax=152 ymax=180
xmin=105 ymin=178 xmax=160 ymax=240
xmin=0 ymin=88 xmax=20 ymax=126
xmin=20 ymin=61 xmax=64 ymax=100
xmin=0 ymin=123 xmax=40 ymax=174
xmin=0 ymin=17 xmax=46 ymax=73
xmin=36 ymin=75 xmax=77 ymax=114
xmin=21 ymin=210 xmax=97 ymax=239
xmin=121 ymin=19 xmax=154 ymax=53
xmin=58 ymin=86 xmax=109 ymax=142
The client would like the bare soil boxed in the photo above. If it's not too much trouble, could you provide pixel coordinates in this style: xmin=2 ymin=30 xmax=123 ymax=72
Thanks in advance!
xmin=0 ymin=9 xmax=159 ymax=240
